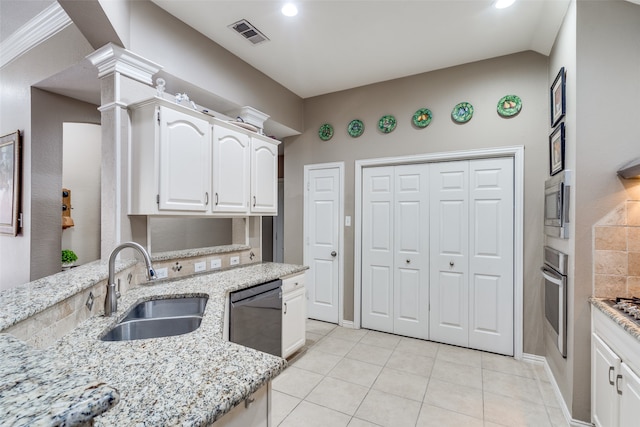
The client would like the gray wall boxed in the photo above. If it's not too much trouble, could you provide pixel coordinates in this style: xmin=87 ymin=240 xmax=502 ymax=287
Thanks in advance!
xmin=0 ymin=24 xmax=94 ymax=289
xmin=284 ymin=51 xmax=549 ymax=355
xmin=149 ymin=218 xmax=233 ymax=253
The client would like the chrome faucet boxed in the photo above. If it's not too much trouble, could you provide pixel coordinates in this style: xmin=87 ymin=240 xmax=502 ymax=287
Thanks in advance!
xmin=105 ymin=242 xmax=156 ymax=316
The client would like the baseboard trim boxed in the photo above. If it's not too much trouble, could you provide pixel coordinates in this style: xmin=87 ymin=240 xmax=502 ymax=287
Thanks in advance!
xmin=339 ymin=320 xmax=354 ymax=329
xmin=522 ymin=353 xmax=593 ymax=427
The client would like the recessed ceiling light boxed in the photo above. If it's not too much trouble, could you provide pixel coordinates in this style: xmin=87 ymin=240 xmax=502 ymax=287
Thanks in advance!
xmin=281 ymin=3 xmax=298 ymax=17
xmin=494 ymin=0 xmax=516 ymax=9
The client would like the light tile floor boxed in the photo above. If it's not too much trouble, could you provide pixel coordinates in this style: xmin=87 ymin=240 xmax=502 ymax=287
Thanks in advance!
xmin=272 ymin=319 xmax=569 ymax=427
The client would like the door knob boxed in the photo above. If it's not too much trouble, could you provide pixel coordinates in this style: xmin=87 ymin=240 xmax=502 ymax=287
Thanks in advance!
xmin=331 ymin=251 xmax=337 ymax=257
xmin=406 ymin=259 xmax=411 ymax=264
xmin=449 ymin=261 xmax=454 ymax=267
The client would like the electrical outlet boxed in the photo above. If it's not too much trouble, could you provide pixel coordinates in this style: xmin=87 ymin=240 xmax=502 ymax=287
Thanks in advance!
xmin=210 ymin=259 xmax=222 ymax=269
xmin=155 ymin=267 xmax=168 ymax=279
xmin=230 ymin=256 xmax=240 ymax=265
xmin=194 ymin=261 xmax=206 ymax=272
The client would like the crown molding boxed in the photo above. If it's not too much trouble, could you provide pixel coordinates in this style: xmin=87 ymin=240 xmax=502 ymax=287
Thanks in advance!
xmin=0 ymin=2 xmax=72 ymax=69
xmin=86 ymin=43 xmax=162 ymax=85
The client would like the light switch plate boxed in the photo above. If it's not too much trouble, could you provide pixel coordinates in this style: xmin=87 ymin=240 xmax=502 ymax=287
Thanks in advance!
xmin=194 ymin=261 xmax=206 ymax=272
xmin=210 ymin=259 xmax=222 ymax=269
xmin=230 ymin=256 xmax=240 ymax=265
xmin=155 ymin=267 xmax=168 ymax=279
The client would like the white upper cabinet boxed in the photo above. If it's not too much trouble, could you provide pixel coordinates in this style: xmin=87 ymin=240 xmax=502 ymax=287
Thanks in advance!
xmin=212 ymin=124 xmax=250 ymax=213
xmin=129 ymin=98 xmax=280 ymax=217
xmin=251 ymin=136 xmax=278 ymax=214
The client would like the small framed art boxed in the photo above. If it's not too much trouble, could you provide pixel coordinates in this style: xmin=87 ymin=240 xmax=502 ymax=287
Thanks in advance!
xmin=550 ymin=67 xmax=566 ymax=127
xmin=549 ymin=123 xmax=565 ymax=176
xmin=0 ymin=130 xmax=22 ymax=236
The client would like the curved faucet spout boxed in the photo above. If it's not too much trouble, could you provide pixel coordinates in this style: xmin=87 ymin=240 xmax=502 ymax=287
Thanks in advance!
xmin=105 ymin=242 xmax=156 ymax=317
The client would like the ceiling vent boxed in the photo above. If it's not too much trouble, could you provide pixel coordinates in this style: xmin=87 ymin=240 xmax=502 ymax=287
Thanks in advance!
xmin=229 ymin=19 xmax=269 ymax=45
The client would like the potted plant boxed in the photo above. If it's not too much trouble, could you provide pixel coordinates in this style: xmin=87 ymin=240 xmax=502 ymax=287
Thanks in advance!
xmin=61 ymin=249 xmax=78 ymax=269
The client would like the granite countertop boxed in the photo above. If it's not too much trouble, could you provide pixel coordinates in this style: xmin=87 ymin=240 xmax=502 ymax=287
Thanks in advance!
xmin=0 ymin=334 xmax=119 ymax=426
xmin=51 ymin=262 xmax=307 ymax=426
xmin=590 ymin=297 xmax=640 ymax=341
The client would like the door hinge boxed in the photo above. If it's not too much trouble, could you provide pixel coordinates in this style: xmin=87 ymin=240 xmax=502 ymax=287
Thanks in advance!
xmin=157 ymin=110 xmax=160 ymax=123
xmin=156 ymin=194 xmax=160 ymax=205
xmin=307 ymin=181 xmax=310 ymax=191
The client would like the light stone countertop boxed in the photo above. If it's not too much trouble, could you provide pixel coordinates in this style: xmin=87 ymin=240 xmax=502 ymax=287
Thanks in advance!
xmin=51 ymin=262 xmax=307 ymax=426
xmin=589 ymin=297 xmax=640 ymax=341
xmin=149 ymin=244 xmax=251 ymax=262
xmin=0 ymin=333 xmax=119 ymax=426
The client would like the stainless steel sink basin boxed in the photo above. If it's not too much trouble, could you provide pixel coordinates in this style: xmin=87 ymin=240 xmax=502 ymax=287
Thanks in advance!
xmin=101 ymin=296 xmax=208 ymax=342
xmin=121 ymin=297 xmax=208 ymax=322
xmin=101 ymin=316 xmax=203 ymax=341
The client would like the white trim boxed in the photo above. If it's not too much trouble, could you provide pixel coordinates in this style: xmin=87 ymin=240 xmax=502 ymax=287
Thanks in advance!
xmin=354 ymin=146 xmax=525 ymax=359
xmin=522 ymin=353 xmax=592 ymax=427
xmin=0 ymin=2 xmax=72 ymax=69
xmin=340 ymin=320 xmax=355 ymax=329
xmin=86 ymin=43 xmax=162 ymax=85
xmin=303 ymin=162 xmax=345 ymax=326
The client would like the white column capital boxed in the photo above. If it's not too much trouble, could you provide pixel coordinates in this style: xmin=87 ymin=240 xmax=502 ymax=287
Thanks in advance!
xmin=87 ymin=42 xmax=162 ymax=85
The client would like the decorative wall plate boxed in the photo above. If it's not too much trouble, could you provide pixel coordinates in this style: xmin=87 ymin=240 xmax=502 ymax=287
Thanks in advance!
xmin=318 ymin=123 xmax=334 ymax=141
xmin=412 ymin=108 xmax=433 ymax=128
xmin=497 ymin=95 xmax=522 ymax=117
xmin=348 ymin=119 xmax=364 ymax=137
xmin=378 ymin=115 xmax=397 ymax=133
xmin=451 ymin=102 xmax=474 ymax=123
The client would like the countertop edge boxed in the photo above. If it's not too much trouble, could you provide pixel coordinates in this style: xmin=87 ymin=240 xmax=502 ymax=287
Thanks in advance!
xmin=589 ymin=297 xmax=640 ymax=342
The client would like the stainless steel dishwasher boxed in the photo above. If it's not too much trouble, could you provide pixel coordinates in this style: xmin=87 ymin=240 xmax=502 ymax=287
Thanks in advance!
xmin=229 ymin=279 xmax=282 ymax=357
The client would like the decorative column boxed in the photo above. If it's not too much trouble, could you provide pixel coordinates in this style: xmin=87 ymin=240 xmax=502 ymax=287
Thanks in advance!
xmin=86 ymin=43 xmax=161 ymax=258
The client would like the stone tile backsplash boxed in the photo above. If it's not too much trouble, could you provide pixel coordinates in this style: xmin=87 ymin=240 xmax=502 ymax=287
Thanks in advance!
xmin=594 ymin=200 xmax=640 ymax=298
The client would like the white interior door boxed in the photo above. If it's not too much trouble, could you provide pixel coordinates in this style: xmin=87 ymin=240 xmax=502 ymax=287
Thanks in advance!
xmin=361 ymin=167 xmax=395 ymax=333
xmin=393 ymin=165 xmax=429 ymax=339
xmin=306 ymin=167 xmax=341 ymax=323
xmin=468 ymin=157 xmax=514 ymax=355
xmin=429 ymin=161 xmax=469 ymax=347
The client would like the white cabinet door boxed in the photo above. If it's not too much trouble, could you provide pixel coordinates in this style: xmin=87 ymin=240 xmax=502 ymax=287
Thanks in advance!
xmin=429 ymin=161 xmax=469 ymax=347
xmin=212 ymin=125 xmax=250 ymax=213
xmin=619 ymin=363 xmax=640 ymax=427
xmin=213 ymin=383 xmax=268 ymax=427
xmin=158 ymin=106 xmax=211 ymax=211
xmin=251 ymin=137 xmax=278 ymax=214
xmin=282 ymin=285 xmax=306 ymax=359
xmin=592 ymin=333 xmax=621 ymax=427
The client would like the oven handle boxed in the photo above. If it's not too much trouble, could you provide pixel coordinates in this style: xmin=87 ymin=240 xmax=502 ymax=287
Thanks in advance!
xmin=541 ymin=266 xmax=564 ymax=286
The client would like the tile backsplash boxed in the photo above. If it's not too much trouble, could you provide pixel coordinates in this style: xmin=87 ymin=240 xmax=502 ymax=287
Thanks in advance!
xmin=594 ymin=200 xmax=640 ymax=297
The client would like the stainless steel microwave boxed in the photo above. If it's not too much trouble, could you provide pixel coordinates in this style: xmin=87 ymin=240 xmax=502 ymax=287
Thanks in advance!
xmin=544 ymin=170 xmax=571 ymax=238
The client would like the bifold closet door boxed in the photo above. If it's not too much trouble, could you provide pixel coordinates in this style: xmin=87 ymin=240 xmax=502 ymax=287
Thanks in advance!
xmin=361 ymin=165 xmax=429 ymax=338
xmin=429 ymin=158 xmax=514 ymax=355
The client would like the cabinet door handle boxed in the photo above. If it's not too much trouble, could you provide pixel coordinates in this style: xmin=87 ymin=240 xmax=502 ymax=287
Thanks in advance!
xmin=215 ymin=193 xmax=219 ymax=205
xmin=205 ymin=192 xmax=209 ymax=205
xmin=253 ymin=196 xmax=256 ymax=207
xmin=609 ymin=366 xmax=615 ymax=386
xmin=284 ymin=302 xmax=287 ymax=314
xmin=616 ymin=374 xmax=623 ymax=395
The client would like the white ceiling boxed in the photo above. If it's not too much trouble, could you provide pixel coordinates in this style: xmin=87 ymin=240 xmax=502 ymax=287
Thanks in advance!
xmin=152 ymin=0 xmax=572 ymax=98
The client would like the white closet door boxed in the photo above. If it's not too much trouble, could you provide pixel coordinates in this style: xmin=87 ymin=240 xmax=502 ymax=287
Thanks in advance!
xmin=393 ymin=165 xmax=429 ymax=339
xmin=429 ymin=161 xmax=469 ymax=347
xmin=362 ymin=167 xmax=395 ymax=333
xmin=468 ymin=157 xmax=514 ymax=355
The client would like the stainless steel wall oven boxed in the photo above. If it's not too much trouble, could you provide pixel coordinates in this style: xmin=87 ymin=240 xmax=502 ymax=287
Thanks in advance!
xmin=544 ymin=170 xmax=571 ymax=238
xmin=541 ymin=246 xmax=568 ymax=358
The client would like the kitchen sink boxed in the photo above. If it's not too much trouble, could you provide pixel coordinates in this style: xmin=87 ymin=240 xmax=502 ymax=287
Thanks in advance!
xmin=120 ymin=297 xmax=208 ymax=322
xmin=100 ymin=296 xmax=208 ymax=342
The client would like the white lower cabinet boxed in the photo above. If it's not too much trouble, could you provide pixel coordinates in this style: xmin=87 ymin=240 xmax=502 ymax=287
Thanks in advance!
xmin=214 ymin=383 xmax=269 ymax=427
xmin=592 ymin=308 xmax=640 ymax=427
xmin=282 ymin=274 xmax=306 ymax=358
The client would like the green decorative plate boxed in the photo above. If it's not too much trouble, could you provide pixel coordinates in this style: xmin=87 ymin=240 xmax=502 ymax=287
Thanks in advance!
xmin=451 ymin=102 xmax=473 ymax=123
xmin=378 ymin=115 xmax=397 ymax=133
xmin=497 ymin=95 xmax=522 ymax=117
xmin=348 ymin=119 xmax=364 ymax=138
xmin=318 ymin=123 xmax=334 ymax=141
xmin=413 ymin=108 xmax=433 ymax=128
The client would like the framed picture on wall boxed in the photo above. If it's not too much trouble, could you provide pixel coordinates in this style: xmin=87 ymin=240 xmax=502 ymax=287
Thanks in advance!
xmin=0 ymin=130 xmax=22 ymax=236
xmin=550 ymin=67 xmax=566 ymax=127
xmin=549 ymin=123 xmax=565 ymax=176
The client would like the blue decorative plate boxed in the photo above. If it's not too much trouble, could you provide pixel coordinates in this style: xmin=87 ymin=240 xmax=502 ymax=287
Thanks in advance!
xmin=451 ymin=102 xmax=474 ymax=123
xmin=413 ymin=108 xmax=433 ymax=128
xmin=318 ymin=123 xmax=334 ymax=141
xmin=378 ymin=115 xmax=397 ymax=133
xmin=348 ymin=119 xmax=364 ymax=137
